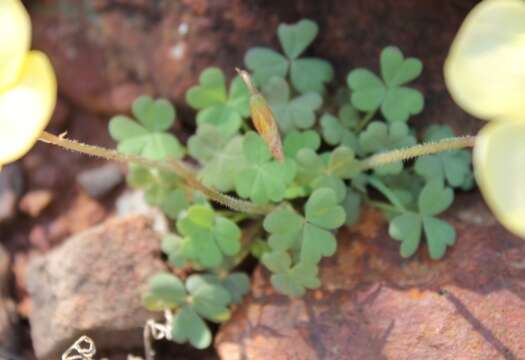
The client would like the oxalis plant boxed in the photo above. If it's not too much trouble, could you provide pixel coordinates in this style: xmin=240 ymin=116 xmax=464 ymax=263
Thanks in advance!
xmin=4 ymin=0 xmax=524 ymax=354
xmin=103 ymin=19 xmax=476 ymax=349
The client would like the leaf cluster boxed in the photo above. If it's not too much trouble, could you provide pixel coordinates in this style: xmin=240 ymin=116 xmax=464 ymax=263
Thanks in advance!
xmin=105 ymin=18 xmax=475 ymax=351
xmin=143 ymin=272 xmax=249 ymax=349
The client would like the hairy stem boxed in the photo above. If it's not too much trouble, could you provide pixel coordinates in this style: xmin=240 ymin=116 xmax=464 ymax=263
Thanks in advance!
xmin=359 ymin=135 xmax=476 ymax=171
xmin=38 ymin=131 xmax=272 ymax=215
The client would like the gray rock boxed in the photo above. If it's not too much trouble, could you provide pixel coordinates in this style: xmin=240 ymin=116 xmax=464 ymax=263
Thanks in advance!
xmin=0 ymin=164 xmax=23 ymax=223
xmin=77 ymin=163 xmax=124 ymax=199
xmin=27 ymin=215 xmax=167 ymax=360
xmin=115 ymin=190 xmax=169 ymax=234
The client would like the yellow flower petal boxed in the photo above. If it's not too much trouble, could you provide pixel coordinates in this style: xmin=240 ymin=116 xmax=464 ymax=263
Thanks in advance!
xmin=0 ymin=51 xmax=57 ymax=165
xmin=0 ymin=0 xmax=31 ymax=90
xmin=474 ymin=121 xmax=525 ymax=237
xmin=444 ymin=0 xmax=525 ymax=121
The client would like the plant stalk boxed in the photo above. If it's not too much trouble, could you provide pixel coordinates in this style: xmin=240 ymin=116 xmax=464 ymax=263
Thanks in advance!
xmin=38 ymin=131 xmax=272 ymax=215
xmin=355 ymin=110 xmax=376 ymax=131
xmin=359 ymin=135 xmax=476 ymax=171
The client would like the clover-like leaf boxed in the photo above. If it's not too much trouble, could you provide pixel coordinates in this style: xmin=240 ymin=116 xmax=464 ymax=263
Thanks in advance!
xmin=380 ymin=46 xmax=423 ymax=87
xmin=198 ymin=272 xmax=250 ymax=305
xmin=320 ymin=113 xmax=359 ymax=150
xmin=283 ymin=130 xmax=321 ymax=158
xmin=414 ymin=125 xmax=473 ymax=188
xmin=109 ymin=97 xmax=183 ymax=160
xmin=268 ymin=255 xmax=321 ymax=297
xmin=418 ymin=180 xmax=453 ymax=216
xmin=261 ymin=249 xmax=292 ymax=274
xmin=132 ymin=95 xmax=176 ymax=132
xmin=245 ymin=48 xmax=289 ymax=85
xmin=347 ymin=46 xmax=424 ymax=122
xmin=326 ymin=146 xmax=361 ymax=179
xmin=188 ymin=124 xmax=229 ymax=163
xmin=235 ymin=132 xmax=296 ymax=204
xmin=388 ymin=180 xmax=455 ymax=259
xmin=186 ymin=68 xmax=227 ymax=108
xmin=161 ymin=233 xmax=186 ymax=267
xmin=295 ymin=148 xmax=348 ymax=202
xmin=171 ymin=305 xmax=212 ymax=349
xmin=359 ymin=121 xmax=416 ymax=175
xmin=176 ymin=205 xmax=241 ymax=268
xmin=342 ymin=189 xmax=362 ymax=226
xmin=347 ymin=69 xmax=385 ymax=111
xmin=290 ymin=58 xmax=334 ymax=94
xmin=278 ymin=19 xmax=318 ymax=59
xmin=161 ymin=188 xmax=191 ymax=220
xmin=200 ymin=136 xmax=247 ymax=192
xmin=222 ymin=273 xmax=250 ymax=304
xmin=381 ymin=87 xmax=424 ymax=123
xmin=263 ymin=188 xmax=345 ymax=275
xmin=245 ymin=19 xmax=333 ymax=93
xmin=389 ymin=212 xmax=422 ymax=258
xmin=126 ymin=164 xmax=181 ymax=208
xmin=167 ymin=274 xmax=233 ymax=349
xmin=263 ymin=77 xmax=322 ymax=133
xmin=147 ymin=272 xmax=186 ymax=308
xmin=305 ymin=187 xmax=346 ymax=229
xmin=186 ymin=274 xmax=232 ymax=322
xmin=263 ymin=206 xmax=304 ymax=251
xmin=186 ymin=68 xmax=249 ymax=136
xmin=422 ymin=216 xmax=455 ymax=260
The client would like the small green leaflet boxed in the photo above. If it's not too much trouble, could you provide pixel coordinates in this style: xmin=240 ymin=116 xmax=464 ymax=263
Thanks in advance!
xmin=295 ymin=147 xmax=360 ymax=202
xmin=186 ymin=67 xmax=250 ymax=136
xmin=143 ymin=273 xmax=232 ymax=349
xmin=235 ymin=132 xmax=296 ymax=204
xmin=200 ymin=136 xmax=247 ymax=192
xmin=261 ymin=188 xmax=345 ymax=296
xmin=262 ymin=77 xmax=322 ymax=134
xmin=109 ymin=96 xmax=183 ymax=160
xmin=388 ymin=180 xmax=456 ymax=259
xmin=245 ymin=19 xmax=333 ymax=93
xmin=414 ymin=125 xmax=474 ymax=189
xmin=175 ymin=205 xmax=242 ymax=268
xmin=359 ymin=121 xmax=416 ymax=175
xmin=347 ymin=46 xmax=423 ymax=122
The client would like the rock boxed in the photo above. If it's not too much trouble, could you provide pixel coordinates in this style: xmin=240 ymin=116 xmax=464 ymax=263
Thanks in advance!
xmin=216 ymin=195 xmax=525 ymax=360
xmin=27 ymin=215 xmax=168 ymax=360
xmin=0 ymin=244 xmax=20 ymax=354
xmin=115 ymin=190 xmax=169 ymax=234
xmin=77 ymin=163 xmax=124 ymax=199
xmin=19 ymin=190 xmax=54 ymax=217
xmin=0 ymin=164 xmax=23 ymax=224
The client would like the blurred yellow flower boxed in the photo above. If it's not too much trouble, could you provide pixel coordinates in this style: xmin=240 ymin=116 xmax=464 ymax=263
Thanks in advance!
xmin=445 ymin=0 xmax=525 ymax=237
xmin=0 ymin=0 xmax=57 ymax=169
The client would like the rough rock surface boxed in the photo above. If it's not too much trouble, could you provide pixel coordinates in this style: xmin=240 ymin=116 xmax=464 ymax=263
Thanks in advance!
xmin=216 ymin=195 xmax=525 ymax=360
xmin=26 ymin=215 xmax=167 ymax=360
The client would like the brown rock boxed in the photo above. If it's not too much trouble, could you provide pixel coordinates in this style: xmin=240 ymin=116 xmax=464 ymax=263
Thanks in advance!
xmin=26 ymin=215 xmax=168 ymax=360
xmin=216 ymin=195 xmax=525 ymax=360
xmin=19 ymin=190 xmax=54 ymax=217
